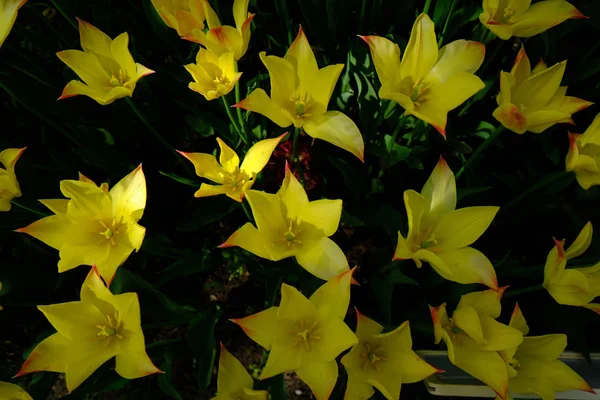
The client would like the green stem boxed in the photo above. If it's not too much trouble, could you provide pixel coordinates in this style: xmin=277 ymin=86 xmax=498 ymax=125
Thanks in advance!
xmin=221 ymin=95 xmax=247 ymax=145
xmin=504 ymin=284 xmax=544 ymax=298
xmin=50 ymin=0 xmax=78 ymax=31
xmin=11 ymin=200 xmax=48 ymax=217
xmin=379 ymin=116 xmax=406 ymax=176
xmin=358 ymin=0 xmax=368 ymax=33
xmin=0 ymin=80 xmax=84 ymax=149
xmin=456 ymin=125 xmax=505 ymax=179
xmin=479 ymin=37 xmax=503 ymax=75
xmin=437 ymin=0 xmax=457 ymax=46
xmin=280 ymin=0 xmax=293 ymax=45
xmin=292 ymin=127 xmax=305 ymax=184
xmin=502 ymin=171 xmax=573 ymax=211
xmin=422 ymin=0 xmax=433 ymax=15
xmin=234 ymin=61 xmax=249 ymax=141
xmin=241 ymin=200 xmax=253 ymax=222
xmin=146 ymin=337 xmax=183 ymax=349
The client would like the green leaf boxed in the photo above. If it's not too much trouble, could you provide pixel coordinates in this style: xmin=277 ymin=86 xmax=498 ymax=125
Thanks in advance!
xmin=383 ymin=134 xmax=411 ymax=166
xmin=187 ymin=306 xmax=222 ymax=389
xmin=159 ymin=170 xmax=199 ymax=187
xmin=158 ymin=352 xmax=183 ymax=400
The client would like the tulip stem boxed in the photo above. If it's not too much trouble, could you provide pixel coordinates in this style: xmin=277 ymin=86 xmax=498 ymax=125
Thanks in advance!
xmin=10 ymin=200 xmax=48 ymax=217
xmin=422 ymin=0 xmax=433 ymax=15
xmin=359 ymin=0 xmax=368 ymax=33
xmin=234 ymin=61 xmax=249 ymax=141
xmin=292 ymin=127 xmax=305 ymax=185
xmin=221 ymin=95 xmax=248 ymax=145
xmin=241 ymin=200 xmax=253 ymax=222
xmin=50 ymin=0 xmax=79 ymax=31
xmin=504 ymin=284 xmax=544 ymax=298
xmin=379 ymin=116 xmax=406 ymax=176
xmin=280 ymin=0 xmax=293 ymax=45
xmin=455 ymin=125 xmax=505 ymax=179
xmin=437 ymin=0 xmax=457 ymax=46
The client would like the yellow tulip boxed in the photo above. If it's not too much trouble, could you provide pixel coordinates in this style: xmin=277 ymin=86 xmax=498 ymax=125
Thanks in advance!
xmin=361 ymin=14 xmax=485 ymax=137
xmin=234 ymin=27 xmax=364 ymax=160
xmin=150 ymin=0 xmax=205 ymax=37
xmin=56 ymin=18 xmax=154 ymax=105
xmin=184 ymin=49 xmax=242 ymax=101
xmin=179 ymin=135 xmax=284 ymax=202
xmin=543 ymin=222 xmax=600 ymax=314
xmin=212 ymin=344 xmax=267 ymax=400
xmin=0 ymin=147 xmax=25 ymax=211
xmin=566 ymin=112 xmax=600 ymax=189
xmin=0 ymin=382 xmax=32 ymax=400
xmin=17 ymin=166 xmax=147 ymax=283
xmin=231 ymin=270 xmax=358 ymax=400
xmin=16 ymin=266 xmax=160 ymax=392
xmin=394 ymin=157 xmax=499 ymax=289
xmin=219 ymin=163 xmax=348 ymax=281
xmin=341 ymin=310 xmax=439 ymax=400
xmin=430 ymin=288 xmax=523 ymax=399
xmin=184 ymin=0 xmax=254 ymax=61
xmin=493 ymin=46 xmax=591 ymax=134
xmin=495 ymin=303 xmax=593 ymax=399
xmin=480 ymin=0 xmax=586 ymax=40
xmin=0 ymin=0 xmax=27 ymax=48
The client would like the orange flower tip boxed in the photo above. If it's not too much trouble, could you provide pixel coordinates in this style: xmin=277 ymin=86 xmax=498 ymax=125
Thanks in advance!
xmin=565 ymin=118 xmax=575 ymax=126
xmin=582 ymin=383 xmax=596 ymax=394
xmin=553 ymin=238 xmax=566 ymax=259
xmin=231 ymin=100 xmax=247 ymax=109
xmin=436 ymin=125 xmax=447 ymax=139
xmin=351 ymin=277 xmax=360 ymax=286
xmin=176 ymin=150 xmax=191 ymax=160
xmin=276 ymin=132 xmax=288 ymax=141
xmin=14 ymin=227 xmax=26 ymax=233
xmin=511 ymin=302 xmax=521 ymax=318
xmin=58 ymin=92 xmax=77 ymax=101
xmin=357 ymin=35 xmax=370 ymax=44
xmin=284 ymin=160 xmax=292 ymax=174
xmin=497 ymin=285 xmax=509 ymax=296
xmin=571 ymin=9 xmax=588 ymax=19
xmin=245 ymin=13 xmax=256 ymax=24
xmin=140 ymin=69 xmax=156 ymax=78
xmin=354 ymin=307 xmax=364 ymax=320
xmin=217 ymin=242 xmax=232 ymax=249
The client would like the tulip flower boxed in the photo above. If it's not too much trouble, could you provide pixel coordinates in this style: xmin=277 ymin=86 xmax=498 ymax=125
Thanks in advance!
xmin=220 ymin=163 xmax=348 ymax=281
xmin=150 ymin=0 xmax=205 ymax=37
xmin=184 ymin=49 xmax=242 ymax=101
xmin=16 ymin=266 xmax=160 ymax=392
xmin=566 ymin=112 xmax=600 ymax=189
xmin=56 ymin=19 xmax=154 ymax=105
xmin=394 ymin=157 xmax=499 ymax=289
xmin=0 ymin=0 xmax=27 ymax=48
xmin=341 ymin=310 xmax=439 ymax=400
xmin=543 ymin=222 xmax=600 ymax=314
xmin=212 ymin=344 xmax=267 ymax=400
xmin=480 ymin=0 xmax=586 ymax=40
xmin=179 ymin=135 xmax=283 ymax=202
xmin=0 ymin=382 xmax=32 ymax=400
xmin=430 ymin=288 xmax=523 ymax=399
xmin=184 ymin=0 xmax=253 ymax=61
xmin=17 ymin=166 xmax=147 ymax=283
xmin=0 ymin=147 xmax=25 ymax=211
xmin=493 ymin=46 xmax=591 ymax=134
xmin=361 ymin=14 xmax=485 ymax=137
xmin=496 ymin=304 xmax=593 ymax=399
xmin=232 ymin=270 xmax=358 ymax=400
xmin=235 ymin=27 xmax=365 ymax=160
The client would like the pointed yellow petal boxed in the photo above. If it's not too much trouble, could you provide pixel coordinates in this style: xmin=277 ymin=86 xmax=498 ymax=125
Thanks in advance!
xmin=497 ymin=71 xmax=513 ymax=105
xmin=295 ymin=236 xmax=349 ymax=281
xmin=360 ymin=35 xmax=402 ymax=88
xmin=526 ymin=109 xmax=573 ymax=133
xmin=433 ymin=206 xmax=499 ymax=251
xmin=457 ymin=288 xmax=505 ymax=319
xmin=0 ymin=0 xmax=27 ymax=48
xmin=428 ymin=40 xmax=485 ymax=83
xmin=310 ymin=269 xmax=354 ymax=320
xmin=565 ymin=221 xmax=593 ymax=259
xmin=514 ymin=60 xmax=566 ymax=111
xmin=38 ymin=302 xmax=103 ymax=341
xmin=77 ymin=18 xmax=111 ymax=54
xmin=547 ymin=269 xmax=594 ymax=306
xmin=429 ymin=303 xmax=449 ymax=344
xmin=63 ymin=339 xmax=119 ymax=392
xmin=379 ymin=86 xmax=415 ymax=113
xmin=236 ymin=88 xmax=294 ymax=127
xmin=16 ymin=214 xmax=75 ymax=250
xmin=400 ymin=14 xmax=438 ymax=83
xmin=178 ymin=150 xmax=226 ymax=183
xmin=278 ymin=283 xmax=316 ymax=321
xmin=413 ymin=249 xmax=453 ymax=278
xmin=285 ymin=27 xmax=319 ymax=96
xmin=258 ymin=52 xmax=297 ymax=110
xmin=354 ymin=309 xmax=384 ymax=340
xmin=219 ymin=222 xmax=272 ymax=259
xmin=115 ymin=329 xmax=161 ymax=379
xmin=215 ymin=138 xmax=240 ymax=173
xmin=480 ymin=315 xmax=523 ymax=351
xmin=80 ymin=266 xmax=119 ymax=313
xmin=245 ymin=189 xmax=287 ymax=239
xmin=311 ymin=318 xmax=357 ymax=361
xmin=300 ymin=199 xmax=342 ymax=237
xmin=452 ymin=337 xmax=509 ymax=398
xmin=511 ymin=0 xmax=585 ymax=38
xmin=517 ymin=334 xmax=566 ymax=360
xmin=543 ymin=240 xmax=567 ymax=285
xmin=194 ymin=183 xmax=237 ymax=200
xmin=396 ymin=349 xmax=439 ymax=383
xmin=56 ymin=50 xmax=110 ymax=88
xmin=58 ymin=80 xmax=132 ymax=105
xmin=259 ymin=339 xmax=302 ymax=379
xmin=204 ymin=26 xmax=244 ymax=59
xmin=303 ymin=111 xmax=365 ymax=160
xmin=39 ymin=199 xmax=68 ymax=214
xmin=511 ymin=47 xmax=532 ymax=86
xmin=369 ymin=368 xmax=402 ymax=400
xmin=202 ymin=0 xmax=221 ymax=28
xmin=421 ymin=157 xmax=456 ymax=228
xmin=0 ymin=382 xmax=32 ymax=400
xmin=508 ymin=303 xmax=529 ymax=335
xmin=493 ymin=103 xmax=528 ymax=134
xmin=109 ymin=165 xmax=146 ymax=222
xmin=311 ymin=64 xmax=344 ymax=110
xmin=240 ymin=134 xmax=285 ymax=176
xmin=453 ymin=306 xmax=486 ymax=344
xmin=0 ymin=147 xmax=25 ymax=168
xmin=425 ymin=72 xmax=485 ymax=118
xmin=110 ymin=32 xmax=136 ymax=80
xmin=231 ymin=307 xmax=282 ymax=349
xmin=344 ymin=371 xmax=376 ymax=400
xmin=436 ymin=247 xmax=498 ymax=289
xmin=16 ymin=333 xmax=69 ymax=376
xmin=217 ymin=344 xmax=253 ymax=395
xmin=295 ymin=359 xmax=338 ymax=400
xmin=511 ymin=358 xmax=592 ymax=398
xmin=277 ymin=164 xmax=309 ymax=219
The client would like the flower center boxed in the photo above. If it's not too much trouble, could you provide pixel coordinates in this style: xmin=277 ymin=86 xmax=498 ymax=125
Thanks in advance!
xmin=221 ymin=168 xmax=250 ymax=189
xmin=98 ymin=218 xmax=122 ymax=246
xmin=292 ymin=320 xmax=321 ymax=350
xmin=109 ymin=69 xmax=129 ymax=87
xmin=280 ymin=219 xmax=303 ymax=247
xmin=420 ymin=231 xmax=438 ymax=250
xmin=96 ymin=312 xmax=123 ymax=345
xmin=290 ymin=92 xmax=312 ymax=120
xmin=360 ymin=342 xmax=387 ymax=371
xmin=410 ymin=78 xmax=431 ymax=107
